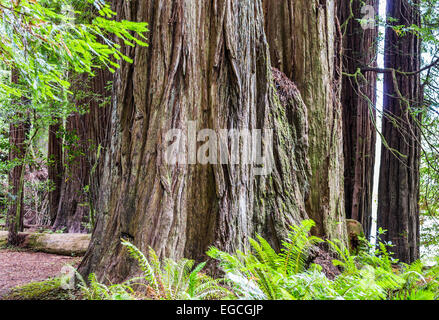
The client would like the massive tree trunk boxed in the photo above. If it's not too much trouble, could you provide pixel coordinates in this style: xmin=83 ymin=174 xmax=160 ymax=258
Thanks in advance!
xmin=47 ymin=120 xmax=63 ymax=225
xmin=338 ymin=0 xmax=378 ymax=239
xmin=377 ymin=0 xmax=422 ymax=263
xmin=79 ymin=0 xmax=314 ymax=282
xmin=262 ymin=0 xmax=347 ymax=241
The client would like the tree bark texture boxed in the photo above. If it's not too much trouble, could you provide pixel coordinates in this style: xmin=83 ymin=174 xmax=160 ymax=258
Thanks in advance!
xmin=79 ymin=0 xmax=313 ymax=283
xmin=52 ymin=68 xmax=112 ymax=233
xmin=263 ymin=0 xmax=347 ymax=241
xmin=338 ymin=0 xmax=378 ymax=239
xmin=48 ymin=121 xmax=63 ymax=225
xmin=85 ymin=68 xmax=113 ymax=229
xmin=52 ymin=110 xmax=90 ymax=233
xmin=377 ymin=0 xmax=421 ymax=263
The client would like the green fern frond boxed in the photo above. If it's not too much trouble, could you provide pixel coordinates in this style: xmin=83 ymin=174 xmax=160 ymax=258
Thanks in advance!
xmin=280 ymin=220 xmax=323 ymax=275
xmin=249 ymin=235 xmax=279 ymax=269
xmin=188 ymin=262 xmax=207 ymax=297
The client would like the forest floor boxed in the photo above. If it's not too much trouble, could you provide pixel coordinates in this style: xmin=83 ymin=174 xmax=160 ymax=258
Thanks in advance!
xmin=0 ymin=249 xmax=81 ymax=299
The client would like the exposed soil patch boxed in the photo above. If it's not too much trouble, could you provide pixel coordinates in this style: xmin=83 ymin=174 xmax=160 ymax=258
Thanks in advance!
xmin=308 ymin=244 xmax=341 ymax=280
xmin=0 ymin=249 xmax=81 ymax=299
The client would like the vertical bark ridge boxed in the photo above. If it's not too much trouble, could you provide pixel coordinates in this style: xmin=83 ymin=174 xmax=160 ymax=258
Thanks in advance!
xmin=262 ymin=0 xmax=347 ymax=242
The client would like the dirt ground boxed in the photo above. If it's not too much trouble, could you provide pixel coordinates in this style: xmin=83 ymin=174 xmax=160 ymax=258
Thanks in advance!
xmin=0 ymin=249 xmax=81 ymax=298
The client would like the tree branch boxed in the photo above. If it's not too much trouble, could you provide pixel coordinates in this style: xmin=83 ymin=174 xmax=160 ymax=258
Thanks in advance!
xmin=361 ymin=57 xmax=439 ymax=76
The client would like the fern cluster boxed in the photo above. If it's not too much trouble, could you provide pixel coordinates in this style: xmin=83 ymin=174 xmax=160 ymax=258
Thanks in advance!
xmin=208 ymin=220 xmax=439 ymax=300
xmin=77 ymin=220 xmax=439 ymax=300
xmin=119 ymin=240 xmax=228 ymax=300
xmin=78 ymin=273 xmax=135 ymax=300
xmin=207 ymin=219 xmax=323 ymax=299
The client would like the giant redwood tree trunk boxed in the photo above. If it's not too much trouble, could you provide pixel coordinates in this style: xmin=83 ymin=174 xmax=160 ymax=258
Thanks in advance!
xmin=262 ymin=0 xmax=347 ymax=241
xmin=338 ymin=0 xmax=378 ymax=239
xmin=79 ymin=0 xmax=315 ymax=282
xmin=377 ymin=0 xmax=422 ymax=263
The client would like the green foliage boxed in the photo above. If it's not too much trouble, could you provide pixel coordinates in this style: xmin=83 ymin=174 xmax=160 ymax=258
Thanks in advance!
xmin=8 ymin=221 xmax=439 ymax=301
xmin=121 ymin=240 xmax=228 ymax=300
xmin=327 ymin=236 xmax=406 ymax=300
xmin=77 ymin=273 xmax=135 ymax=300
xmin=77 ymin=240 xmax=231 ymax=300
xmin=207 ymin=220 xmax=324 ymax=300
xmin=0 ymin=0 xmax=148 ymax=105
xmin=208 ymin=220 xmax=439 ymax=300
xmin=279 ymin=220 xmax=323 ymax=275
xmin=0 ymin=0 xmax=149 ymax=236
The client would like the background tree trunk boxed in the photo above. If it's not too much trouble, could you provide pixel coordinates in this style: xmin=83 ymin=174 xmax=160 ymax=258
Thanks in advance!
xmin=7 ymin=121 xmax=27 ymax=244
xmin=47 ymin=120 xmax=63 ymax=225
xmin=52 ymin=68 xmax=112 ymax=233
xmin=338 ymin=0 xmax=378 ymax=239
xmin=52 ymin=110 xmax=90 ymax=233
xmin=79 ymin=0 xmax=314 ymax=282
xmin=263 ymin=0 xmax=347 ymax=241
xmin=377 ymin=0 xmax=422 ymax=263
xmin=6 ymin=69 xmax=29 ymax=245
xmin=84 ymin=68 xmax=112 ymax=230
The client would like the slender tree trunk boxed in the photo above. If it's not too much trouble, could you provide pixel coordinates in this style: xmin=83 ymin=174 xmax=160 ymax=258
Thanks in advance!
xmin=262 ymin=0 xmax=347 ymax=241
xmin=48 ymin=120 xmax=63 ymax=225
xmin=377 ymin=0 xmax=422 ymax=263
xmin=338 ymin=0 xmax=378 ymax=239
xmin=7 ymin=121 xmax=27 ymax=244
xmin=7 ymin=70 xmax=29 ymax=245
xmin=79 ymin=0 xmax=313 ymax=282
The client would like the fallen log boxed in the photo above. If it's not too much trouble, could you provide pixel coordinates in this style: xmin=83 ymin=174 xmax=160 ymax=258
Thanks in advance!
xmin=0 ymin=231 xmax=90 ymax=256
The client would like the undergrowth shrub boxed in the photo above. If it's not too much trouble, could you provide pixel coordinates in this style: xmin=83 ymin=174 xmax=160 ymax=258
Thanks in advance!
xmin=77 ymin=220 xmax=439 ymax=300
xmin=78 ymin=240 xmax=229 ymax=300
xmin=208 ymin=220 xmax=439 ymax=300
